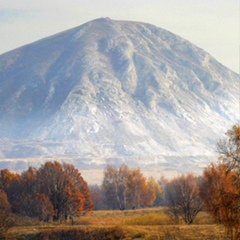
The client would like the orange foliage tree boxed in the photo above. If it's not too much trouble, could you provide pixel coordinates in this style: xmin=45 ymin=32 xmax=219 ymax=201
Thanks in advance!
xmin=0 ymin=171 xmax=18 ymax=237
xmin=37 ymin=161 xmax=94 ymax=221
xmin=200 ymin=163 xmax=240 ymax=238
xmin=19 ymin=167 xmax=54 ymax=221
xmin=0 ymin=161 xmax=94 ymax=222
xmin=102 ymin=164 xmax=161 ymax=209
xmin=0 ymin=169 xmax=22 ymax=213
xmin=200 ymin=124 xmax=240 ymax=239
xmin=0 ymin=189 xmax=10 ymax=211
xmin=146 ymin=177 xmax=163 ymax=206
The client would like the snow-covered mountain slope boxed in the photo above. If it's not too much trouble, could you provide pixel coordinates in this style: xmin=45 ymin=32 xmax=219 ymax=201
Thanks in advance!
xmin=0 ymin=18 xmax=238 ymax=176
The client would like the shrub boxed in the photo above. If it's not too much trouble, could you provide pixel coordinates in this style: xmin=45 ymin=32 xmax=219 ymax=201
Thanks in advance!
xmin=37 ymin=226 xmax=125 ymax=240
xmin=0 ymin=210 xmax=15 ymax=239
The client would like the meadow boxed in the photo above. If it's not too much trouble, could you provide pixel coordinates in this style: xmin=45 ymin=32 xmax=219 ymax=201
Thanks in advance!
xmin=5 ymin=208 xmax=229 ymax=240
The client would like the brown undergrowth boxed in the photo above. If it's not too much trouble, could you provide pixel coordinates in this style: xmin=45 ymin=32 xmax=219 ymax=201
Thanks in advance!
xmin=7 ymin=208 xmax=228 ymax=240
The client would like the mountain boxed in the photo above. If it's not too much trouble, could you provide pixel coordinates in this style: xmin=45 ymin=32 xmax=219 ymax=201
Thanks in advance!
xmin=0 ymin=18 xmax=238 ymax=182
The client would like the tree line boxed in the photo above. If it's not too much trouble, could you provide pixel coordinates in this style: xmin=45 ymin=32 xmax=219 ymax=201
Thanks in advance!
xmin=0 ymin=124 xmax=239 ymax=238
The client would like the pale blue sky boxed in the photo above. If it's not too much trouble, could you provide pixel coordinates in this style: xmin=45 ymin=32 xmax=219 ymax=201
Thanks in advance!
xmin=0 ymin=0 xmax=239 ymax=72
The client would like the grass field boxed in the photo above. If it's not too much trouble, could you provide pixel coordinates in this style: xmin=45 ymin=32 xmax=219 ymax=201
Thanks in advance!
xmin=6 ymin=208 xmax=229 ymax=240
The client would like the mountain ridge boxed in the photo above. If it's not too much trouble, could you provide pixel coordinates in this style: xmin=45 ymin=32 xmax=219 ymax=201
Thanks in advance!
xmin=0 ymin=18 xmax=238 ymax=179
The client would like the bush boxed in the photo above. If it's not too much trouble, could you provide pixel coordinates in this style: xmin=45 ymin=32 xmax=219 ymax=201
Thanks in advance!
xmin=37 ymin=226 xmax=125 ymax=240
xmin=0 ymin=210 xmax=15 ymax=239
xmin=13 ymin=215 xmax=42 ymax=227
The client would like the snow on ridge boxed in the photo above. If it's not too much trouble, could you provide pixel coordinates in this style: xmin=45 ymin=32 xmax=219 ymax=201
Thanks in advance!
xmin=0 ymin=18 xmax=238 ymax=174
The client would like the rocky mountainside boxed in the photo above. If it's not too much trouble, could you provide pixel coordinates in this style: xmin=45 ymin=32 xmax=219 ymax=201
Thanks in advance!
xmin=0 ymin=18 xmax=238 ymax=178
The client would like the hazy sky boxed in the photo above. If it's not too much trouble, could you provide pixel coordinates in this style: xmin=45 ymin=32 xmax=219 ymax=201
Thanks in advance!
xmin=0 ymin=0 xmax=239 ymax=72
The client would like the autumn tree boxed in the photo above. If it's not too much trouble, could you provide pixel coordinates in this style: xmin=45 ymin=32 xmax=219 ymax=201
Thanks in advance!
xmin=102 ymin=164 xmax=159 ymax=209
xmin=200 ymin=124 xmax=240 ymax=239
xmin=126 ymin=168 xmax=144 ymax=208
xmin=37 ymin=161 xmax=94 ymax=221
xmin=0 ymin=169 xmax=22 ymax=213
xmin=62 ymin=163 xmax=94 ymax=215
xmin=164 ymin=174 xmax=203 ymax=224
xmin=102 ymin=164 xmax=129 ymax=210
xmin=147 ymin=177 xmax=163 ymax=207
xmin=218 ymin=124 xmax=240 ymax=170
xmin=16 ymin=167 xmax=54 ymax=221
xmin=0 ymin=182 xmax=15 ymax=239
xmin=200 ymin=163 xmax=240 ymax=239
xmin=0 ymin=189 xmax=10 ymax=211
xmin=218 ymin=124 xmax=240 ymax=239
xmin=126 ymin=170 xmax=159 ymax=208
xmin=89 ymin=185 xmax=107 ymax=210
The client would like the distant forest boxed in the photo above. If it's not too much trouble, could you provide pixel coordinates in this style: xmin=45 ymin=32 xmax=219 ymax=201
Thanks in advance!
xmin=0 ymin=124 xmax=240 ymax=237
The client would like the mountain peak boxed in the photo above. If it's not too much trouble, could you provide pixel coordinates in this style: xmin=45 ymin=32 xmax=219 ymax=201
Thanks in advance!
xmin=0 ymin=19 xmax=238 ymax=177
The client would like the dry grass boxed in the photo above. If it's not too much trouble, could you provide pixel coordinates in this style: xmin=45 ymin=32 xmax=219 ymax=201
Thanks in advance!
xmin=7 ymin=208 xmax=229 ymax=240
